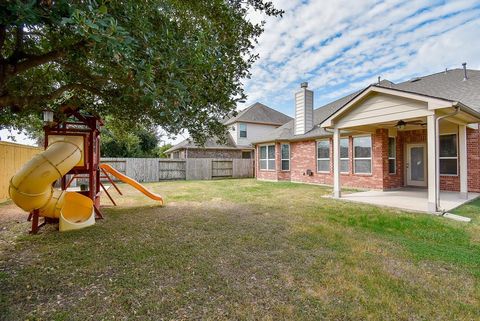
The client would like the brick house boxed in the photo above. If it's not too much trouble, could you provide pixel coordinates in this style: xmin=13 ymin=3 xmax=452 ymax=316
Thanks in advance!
xmin=166 ymin=102 xmax=291 ymax=159
xmin=254 ymin=67 xmax=480 ymax=213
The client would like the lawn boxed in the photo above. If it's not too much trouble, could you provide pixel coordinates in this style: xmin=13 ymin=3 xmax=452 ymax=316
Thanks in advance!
xmin=1 ymin=179 xmax=479 ymax=320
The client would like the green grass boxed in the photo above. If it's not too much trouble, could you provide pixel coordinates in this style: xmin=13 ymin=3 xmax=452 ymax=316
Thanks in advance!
xmin=453 ymin=197 xmax=480 ymax=219
xmin=1 ymin=179 xmax=479 ymax=320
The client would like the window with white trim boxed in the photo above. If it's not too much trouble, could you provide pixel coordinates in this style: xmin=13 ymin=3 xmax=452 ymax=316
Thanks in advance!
xmin=340 ymin=138 xmax=349 ymax=173
xmin=439 ymin=134 xmax=458 ymax=175
xmin=353 ymin=136 xmax=372 ymax=174
xmin=317 ymin=140 xmax=330 ymax=172
xmin=239 ymin=123 xmax=247 ymax=138
xmin=281 ymin=143 xmax=290 ymax=171
xmin=388 ymin=137 xmax=396 ymax=174
xmin=260 ymin=145 xmax=275 ymax=170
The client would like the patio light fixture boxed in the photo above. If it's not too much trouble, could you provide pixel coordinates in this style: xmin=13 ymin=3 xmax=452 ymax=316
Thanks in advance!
xmin=42 ymin=108 xmax=54 ymax=123
xmin=395 ymin=120 xmax=406 ymax=130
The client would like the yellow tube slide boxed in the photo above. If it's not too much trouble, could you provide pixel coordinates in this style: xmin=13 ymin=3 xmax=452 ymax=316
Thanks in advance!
xmin=100 ymin=164 xmax=163 ymax=204
xmin=9 ymin=139 xmax=95 ymax=232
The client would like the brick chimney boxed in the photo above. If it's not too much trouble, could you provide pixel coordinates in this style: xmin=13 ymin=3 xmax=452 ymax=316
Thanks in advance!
xmin=294 ymin=82 xmax=314 ymax=135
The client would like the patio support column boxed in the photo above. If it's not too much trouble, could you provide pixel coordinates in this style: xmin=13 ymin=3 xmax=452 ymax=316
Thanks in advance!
xmin=427 ymin=114 xmax=438 ymax=212
xmin=459 ymin=124 xmax=468 ymax=198
xmin=333 ymin=127 xmax=341 ymax=198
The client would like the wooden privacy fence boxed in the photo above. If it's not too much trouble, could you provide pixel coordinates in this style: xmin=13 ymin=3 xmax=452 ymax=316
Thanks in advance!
xmin=101 ymin=158 xmax=253 ymax=182
xmin=1 ymin=151 xmax=254 ymax=201
xmin=0 ymin=142 xmax=42 ymax=201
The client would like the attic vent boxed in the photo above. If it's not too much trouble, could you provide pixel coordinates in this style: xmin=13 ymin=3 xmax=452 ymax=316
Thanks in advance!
xmin=410 ymin=77 xmax=422 ymax=83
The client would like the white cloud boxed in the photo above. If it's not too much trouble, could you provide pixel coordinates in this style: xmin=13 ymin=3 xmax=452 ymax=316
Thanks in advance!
xmin=243 ymin=0 xmax=480 ymax=115
xmin=0 ymin=129 xmax=37 ymax=146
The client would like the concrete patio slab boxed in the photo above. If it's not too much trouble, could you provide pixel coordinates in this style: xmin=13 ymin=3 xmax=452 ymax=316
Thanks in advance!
xmin=340 ymin=188 xmax=479 ymax=213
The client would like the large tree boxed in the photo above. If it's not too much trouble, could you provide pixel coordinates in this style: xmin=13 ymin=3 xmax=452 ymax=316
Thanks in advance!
xmin=100 ymin=117 xmax=171 ymax=158
xmin=0 ymin=0 xmax=282 ymax=144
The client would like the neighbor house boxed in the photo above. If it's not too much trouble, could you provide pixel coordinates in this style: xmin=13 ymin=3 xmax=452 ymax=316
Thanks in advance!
xmin=166 ymin=102 xmax=292 ymax=159
xmin=254 ymin=66 xmax=480 ymax=213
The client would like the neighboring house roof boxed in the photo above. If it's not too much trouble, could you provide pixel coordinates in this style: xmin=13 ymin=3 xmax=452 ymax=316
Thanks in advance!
xmin=166 ymin=102 xmax=290 ymax=153
xmin=254 ymin=69 xmax=480 ymax=143
xmin=253 ymin=90 xmax=361 ymax=143
xmin=165 ymin=135 xmax=249 ymax=153
xmin=223 ymin=102 xmax=293 ymax=125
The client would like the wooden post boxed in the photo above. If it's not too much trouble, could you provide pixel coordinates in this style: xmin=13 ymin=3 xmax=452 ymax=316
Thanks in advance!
xmin=427 ymin=114 xmax=438 ymax=212
xmin=101 ymin=166 xmax=122 ymax=195
xmin=459 ymin=124 xmax=468 ymax=199
xmin=333 ymin=127 xmax=341 ymax=198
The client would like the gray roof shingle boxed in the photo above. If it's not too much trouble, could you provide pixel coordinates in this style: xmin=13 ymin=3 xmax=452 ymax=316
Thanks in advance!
xmin=224 ymin=102 xmax=292 ymax=125
xmin=254 ymin=68 xmax=480 ymax=143
xmin=253 ymin=91 xmax=360 ymax=143
xmin=386 ymin=69 xmax=480 ymax=110
xmin=166 ymin=102 xmax=291 ymax=153
xmin=165 ymin=135 xmax=247 ymax=153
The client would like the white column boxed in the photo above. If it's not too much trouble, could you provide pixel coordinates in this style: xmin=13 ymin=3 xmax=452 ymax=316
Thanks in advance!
xmin=427 ymin=114 xmax=438 ymax=212
xmin=459 ymin=124 xmax=468 ymax=198
xmin=333 ymin=127 xmax=341 ymax=198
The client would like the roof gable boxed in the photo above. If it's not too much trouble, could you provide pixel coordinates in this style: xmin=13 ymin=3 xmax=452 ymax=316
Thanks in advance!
xmin=254 ymin=68 xmax=480 ymax=143
xmin=165 ymin=134 xmax=241 ymax=153
xmin=224 ymin=102 xmax=292 ymax=125
xmin=321 ymin=86 xmax=454 ymax=128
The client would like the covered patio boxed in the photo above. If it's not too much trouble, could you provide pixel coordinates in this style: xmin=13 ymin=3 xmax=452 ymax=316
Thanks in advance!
xmin=341 ymin=188 xmax=479 ymax=213
xmin=321 ymin=85 xmax=480 ymax=213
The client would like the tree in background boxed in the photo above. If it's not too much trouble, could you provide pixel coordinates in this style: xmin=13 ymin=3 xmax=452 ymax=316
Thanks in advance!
xmin=156 ymin=143 xmax=173 ymax=158
xmin=101 ymin=117 xmax=172 ymax=157
xmin=0 ymin=1 xmax=283 ymax=144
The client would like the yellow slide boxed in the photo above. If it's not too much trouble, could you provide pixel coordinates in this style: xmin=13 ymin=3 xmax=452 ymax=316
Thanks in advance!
xmin=100 ymin=164 xmax=163 ymax=204
xmin=9 ymin=138 xmax=95 ymax=232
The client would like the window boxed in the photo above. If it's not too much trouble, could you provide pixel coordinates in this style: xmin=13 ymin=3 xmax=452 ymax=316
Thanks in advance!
xmin=340 ymin=138 xmax=349 ymax=173
xmin=242 ymin=151 xmax=251 ymax=159
xmin=353 ymin=136 xmax=372 ymax=174
xmin=239 ymin=123 xmax=247 ymax=138
xmin=317 ymin=140 xmax=330 ymax=172
xmin=388 ymin=137 xmax=396 ymax=174
xmin=439 ymin=134 xmax=458 ymax=175
xmin=260 ymin=145 xmax=275 ymax=170
xmin=281 ymin=144 xmax=290 ymax=171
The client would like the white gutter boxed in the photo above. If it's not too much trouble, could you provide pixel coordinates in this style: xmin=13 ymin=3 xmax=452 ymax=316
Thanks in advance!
xmin=434 ymin=105 xmax=460 ymax=213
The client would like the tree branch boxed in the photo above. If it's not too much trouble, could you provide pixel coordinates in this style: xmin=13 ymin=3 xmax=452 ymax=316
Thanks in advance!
xmin=60 ymin=61 xmax=112 ymax=84
xmin=5 ymin=40 xmax=87 ymax=77
xmin=0 ymin=24 xmax=5 ymax=55
xmin=15 ymin=24 xmax=23 ymax=53
xmin=0 ymin=82 xmax=102 ymax=110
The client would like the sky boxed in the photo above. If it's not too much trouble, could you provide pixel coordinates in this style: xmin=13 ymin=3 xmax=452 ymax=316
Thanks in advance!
xmin=2 ymin=0 xmax=480 ymax=146
xmin=242 ymin=0 xmax=480 ymax=115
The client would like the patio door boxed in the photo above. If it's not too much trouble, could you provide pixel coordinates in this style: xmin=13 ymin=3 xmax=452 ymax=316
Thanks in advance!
xmin=406 ymin=144 xmax=427 ymax=187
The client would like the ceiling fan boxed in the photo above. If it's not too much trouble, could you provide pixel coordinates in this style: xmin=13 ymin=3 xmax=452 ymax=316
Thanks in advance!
xmin=393 ymin=119 xmax=426 ymax=129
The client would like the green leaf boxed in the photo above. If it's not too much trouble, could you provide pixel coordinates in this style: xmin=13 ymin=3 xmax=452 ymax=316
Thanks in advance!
xmin=98 ymin=5 xmax=108 ymax=15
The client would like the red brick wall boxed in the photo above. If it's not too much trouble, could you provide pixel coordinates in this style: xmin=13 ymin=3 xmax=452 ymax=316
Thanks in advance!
xmin=384 ymin=130 xmax=404 ymax=189
xmin=277 ymin=142 xmax=291 ymax=181
xmin=396 ymin=129 xmax=463 ymax=192
xmin=467 ymin=127 xmax=480 ymax=192
xmin=256 ymin=142 xmax=291 ymax=181
xmin=186 ymin=148 xmax=243 ymax=159
xmin=287 ymin=130 xmax=388 ymax=189
xmin=255 ymin=127 xmax=480 ymax=192
xmin=290 ymin=140 xmax=331 ymax=185
xmin=256 ymin=143 xmax=277 ymax=181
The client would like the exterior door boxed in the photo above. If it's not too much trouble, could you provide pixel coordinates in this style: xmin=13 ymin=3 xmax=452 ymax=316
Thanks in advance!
xmin=406 ymin=144 xmax=427 ymax=187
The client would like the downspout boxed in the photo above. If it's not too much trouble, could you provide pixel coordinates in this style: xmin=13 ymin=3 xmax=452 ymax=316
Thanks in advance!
xmin=434 ymin=105 xmax=460 ymax=213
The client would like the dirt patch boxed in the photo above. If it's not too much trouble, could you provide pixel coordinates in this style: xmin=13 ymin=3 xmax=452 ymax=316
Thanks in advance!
xmin=0 ymin=202 xmax=27 ymax=226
